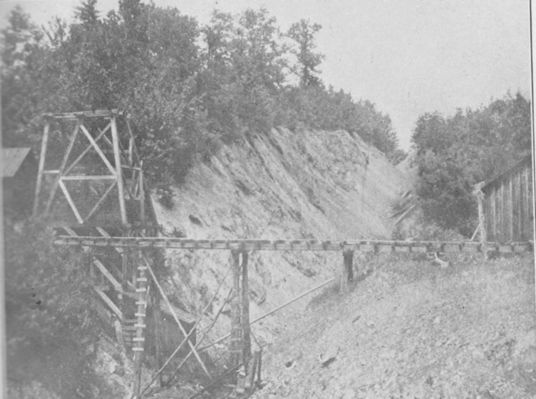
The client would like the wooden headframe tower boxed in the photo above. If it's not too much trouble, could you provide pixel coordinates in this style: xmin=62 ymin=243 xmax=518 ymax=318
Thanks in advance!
xmin=33 ymin=109 xmax=145 ymax=225
xmin=33 ymin=110 xmax=157 ymax=397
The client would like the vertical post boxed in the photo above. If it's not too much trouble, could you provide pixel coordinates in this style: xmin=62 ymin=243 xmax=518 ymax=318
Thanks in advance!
xmin=340 ymin=250 xmax=354 ymax=293
xmin=240 ymin=251 xmax=251 ymax=365
xmin=45 ymin=120 xmax=80 ymax=214
xmin=474 ymin=182 xmax=488 ymax=259
xmin=120 ymin=251 xmax=128 ymax=316
xmin=33 ymin=120 xmax=50 ymax=216
xmin=139 ymin=165 xmax=146 ymax=223
xmin=509 ymin=176 xmax=514 ymax=241
xmin=152 ymin=292 xmax=163 ymax=387
xmin=229 ymin=250 xmax=242 ymax=370
xmin=110 ymin=115 xmax=128 ymax=225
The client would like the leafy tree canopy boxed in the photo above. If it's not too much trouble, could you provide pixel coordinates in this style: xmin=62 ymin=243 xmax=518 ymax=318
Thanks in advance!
xmin=411 ymin=93 xmax=531 ymax=235
xmin=2 ymin=1 xmax=404 ymax=189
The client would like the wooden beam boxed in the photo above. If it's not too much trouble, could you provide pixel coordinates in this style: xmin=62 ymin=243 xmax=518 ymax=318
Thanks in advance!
xmin=45 ymin=122 xmax=80 ymax=214
xmin=60 ymin=175 xmax=116 ymax=181
xmin=143 ymin=255 xmax=211 ymax=378
xmin=341 ymin=250 xmax=354 ymax=293
xmin=240 ymin=252 xmax=251 ymax=365
xmin=33 ymin=121 xmax=50 ymax=215
xmin=63 ymin=122 xmax=111 ymax=175
xmin=230 ymin=250 xmax=242 ymax=370
xmin=93 ymin=258 xmax=122 ymax=291
xmin=94 ymin=286 xmax=122 ymax=319
xmin=110 ymin=116 xmax=128 ymax=224
xmin=52 ymin=236 xmax=530 ymax=254
xmin=44 ymin=109 xmax=120 ymax=120
xmin=474 ymin=182 xmax=488 ymax=259
xmin=84 ymin=181 xmax=117 ymax=222
xmin=139 ymin=168 xmax=146 ymax=223
xmin=58 ymin=180 xmax=83 ymax=223
xmin=79 ymin=124 xmax=116 ymax=175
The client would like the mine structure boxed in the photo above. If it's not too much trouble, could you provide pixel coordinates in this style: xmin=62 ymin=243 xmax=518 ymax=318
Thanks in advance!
xmin=34 ymin=109 xmax=533 ymax=398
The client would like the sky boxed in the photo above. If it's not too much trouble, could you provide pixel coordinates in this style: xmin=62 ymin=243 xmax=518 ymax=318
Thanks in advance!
xmin=0 ymin=0 xmax=531 ymax=150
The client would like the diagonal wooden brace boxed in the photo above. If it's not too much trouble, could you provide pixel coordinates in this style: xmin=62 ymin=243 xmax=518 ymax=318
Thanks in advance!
xmin=142 ymin=255 xmax=211 ymax=378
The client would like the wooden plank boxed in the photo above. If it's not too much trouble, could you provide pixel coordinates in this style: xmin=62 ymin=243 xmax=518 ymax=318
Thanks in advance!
xmin=496 ymin=184 xmax=502 ymax=242
xmin=520 ymin=168 xmax=527 ymax=241
xmin=500 ymin=182 xmax=506 ymax=242
xmin=410 ymin=245 xmax=428 ymax=253
xmin=512 ymin=170 xmax=520 ymax=241
xmin=341 ymin=250 xmax=353 ymax=293
xmin=45 ymin=122 xmax=80 ymax=213
xmin=498 ymin=244 xmax=514 ymax=253
xmin=525 ymin=166 xmax=534 ymax=240
xmin=94 ymin=286 xmax=122 ymax=319
xmin=58 ymin=180 xmax=83 ymax=223
xmin=490 ymin=185 xmax=497 ymax=242
xmin=474 ymin=182 xmax=488 ymax=257
xmin=241 ymin=252 xmax=251 ymax=365
xmin=33 ymin=121 xmax=50 ymax=215
xmin=139 ymin=168 xmax=146 ymax=223
xmin=52 ymin=236 xmax=534 ymax=253
xmin=110 ymin=116 xmax=127 ymax=224
xmin=44 ymin=109 xmax=120 ymax=119
xmin=462 ymin=242 xmax=480 ymax=253
xmin=61 ymin=175 xmax=116 ymax=181
xmin=93 ymin=258 xmax=122 ymax=291
xmin=230 ymin=250 xmax=242 ymax=369
xmin=503 ymin=178 xmax=509 ymax=242
xmin=509 ymin=175 xmax=514 ymax=241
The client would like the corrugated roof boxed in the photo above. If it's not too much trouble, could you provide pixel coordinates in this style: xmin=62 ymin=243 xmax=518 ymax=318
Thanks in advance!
xmin=2 ymin=147 xmax=32 ymax=178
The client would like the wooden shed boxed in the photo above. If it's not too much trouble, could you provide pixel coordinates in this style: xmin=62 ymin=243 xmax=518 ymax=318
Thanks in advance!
xmin=478 ymin=155 xmax=533 ymax=243
xmin=2 ymin=147 xmax=37 ymax=218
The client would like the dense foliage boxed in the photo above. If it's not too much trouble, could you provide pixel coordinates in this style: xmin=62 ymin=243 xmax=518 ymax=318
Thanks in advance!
xmin=411 ymin=93 xmax=531 ymax=235
xmin=4 ymin=220 xmax=95 ymax=345
xmin=2 ymin=0 xmax=403 ymax=189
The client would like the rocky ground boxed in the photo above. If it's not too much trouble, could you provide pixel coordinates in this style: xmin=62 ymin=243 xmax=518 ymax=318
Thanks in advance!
xmin=250 ymin=253 xmax=536 ymax=399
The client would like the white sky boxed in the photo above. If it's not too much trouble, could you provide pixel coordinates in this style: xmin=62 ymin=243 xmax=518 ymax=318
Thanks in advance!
xmin=0 ymin=0 xmax=531 ymax=150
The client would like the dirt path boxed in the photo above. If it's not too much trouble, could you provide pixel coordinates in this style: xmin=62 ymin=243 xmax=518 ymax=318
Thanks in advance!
xmin=252 ymin=253 xmax=536 ymax=399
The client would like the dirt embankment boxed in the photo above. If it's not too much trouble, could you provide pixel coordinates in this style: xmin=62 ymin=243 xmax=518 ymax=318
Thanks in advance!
xmin=253 ymin=253 xmax=536 ymax=399
xmin=151 ymin=128 xmax=410 ymax=344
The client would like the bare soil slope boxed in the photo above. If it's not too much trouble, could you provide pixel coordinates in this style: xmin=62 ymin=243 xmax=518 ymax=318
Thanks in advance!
xmin=151 ymin=128 xmax=410 ymax=343
xmin=253 ymin=254 xmax=536 ymax=399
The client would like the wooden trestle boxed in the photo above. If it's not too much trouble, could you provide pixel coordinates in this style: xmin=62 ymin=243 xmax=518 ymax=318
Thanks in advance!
xmin=53 ymin=232 xmax=533 ymax=397
xmin=54 ymin=235 xmax=533 ymax=253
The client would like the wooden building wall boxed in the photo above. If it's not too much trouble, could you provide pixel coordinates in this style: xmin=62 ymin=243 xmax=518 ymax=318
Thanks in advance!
xmin=482 ymin=156 xmax=533 ymax=243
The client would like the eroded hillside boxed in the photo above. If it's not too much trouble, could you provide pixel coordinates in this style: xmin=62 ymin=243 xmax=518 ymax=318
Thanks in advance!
xmin=151 ymin=127 xmax=410 ymax=347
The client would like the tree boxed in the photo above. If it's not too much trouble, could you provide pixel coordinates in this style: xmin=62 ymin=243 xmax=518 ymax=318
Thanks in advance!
xmin=287 ymin=19 xmax=324 ymax=87
xmin=412 ymin=93 xmax=531 ymax=235
xmin=76 ymin=0 xmax=99 ymax=24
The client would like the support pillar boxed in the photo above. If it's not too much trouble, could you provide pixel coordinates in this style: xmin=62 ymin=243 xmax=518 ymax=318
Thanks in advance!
xmin=241 ymin=251 xmax=251 ymax=365
xmin=474 ymin=182 xmax=488 ymax=259
xmin=340 ymin=250 xmax=354 ymax=293
xmin=229 ymin=250 xmax=251 ymax=373
xmin=229 ymin=250 xmax=243 ymax=369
